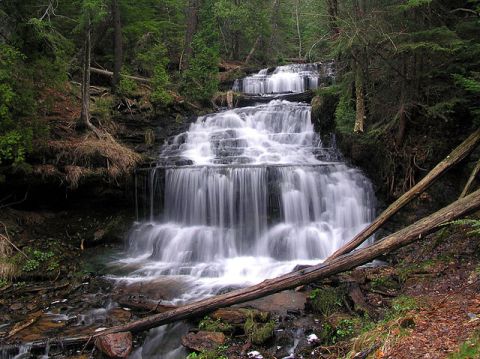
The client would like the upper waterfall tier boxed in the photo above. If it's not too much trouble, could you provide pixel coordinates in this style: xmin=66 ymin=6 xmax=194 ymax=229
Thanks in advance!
xmin=232 ymin=62 xmax=334 ymax=95
xmin=159 ymin=100 xmax=337 ymax=167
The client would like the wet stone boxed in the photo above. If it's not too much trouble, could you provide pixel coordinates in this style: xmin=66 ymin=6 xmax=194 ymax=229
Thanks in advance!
xmin=95 ymin=332 xmax=133 ymax=359
xmin=9 ymin=303 xmax=23 ymax=311
xmin=181 ymin=331 xmax=226 ymax=352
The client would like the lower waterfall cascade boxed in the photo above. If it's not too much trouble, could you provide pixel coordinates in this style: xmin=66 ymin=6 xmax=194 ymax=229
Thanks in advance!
xmin=115 ymin=71 xmax=375 ymax=303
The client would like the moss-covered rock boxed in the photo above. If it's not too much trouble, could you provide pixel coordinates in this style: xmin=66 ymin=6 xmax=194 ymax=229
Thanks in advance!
xmin=244 ymin=317 xmax=275 ymax=345
xmin=311 ymin=89 xmax=339 ymax=139
xmin=307 ymin=285 xmax=346 ymax=316
xmin=198 ymin=316 xmax=234 ymax=334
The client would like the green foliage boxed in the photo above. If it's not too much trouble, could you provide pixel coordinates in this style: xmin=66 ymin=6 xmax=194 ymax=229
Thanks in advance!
xmin=334 ymin=95 xmax=356 ymax=134
xmin=92 ymin=97 xmax=114 ymax=122
xmin=454 ymin=73 xmax=480 ymax=94
xmin=0 ymin=278 xmax=8 ymax=288
xmin=186 ymin=352 xmax=227 ymax=359
xmin=244 ymin=317 xmax=275 ymax=345
xmin=309 ymin=286 xmax=345 ymax=316
xmin=334 ymin=319 xmax=356 ymax=341
xmin=181 ymin=11 xmax=220 ymax=104
xmin=0 ymin=130 xmax=32 ymax=166
xmin=136 ymin=43 xmax=173 ymax=106
xmin=185 ymin=343 xmax=229 ymax=359
xmin=198 ymin=316 xmax=233 ymax=333
xmin=116 ymin=73 xmax=138 ymax=97
xmin=449 ymin=331 xmax=480 ymax=358
xmin=21 ymin=249 xmax=56 ymax=273
xmin=387 ymin=296 xmax=418 ymax=319
xmin=445 ymin=219 xmax=480 ymax=236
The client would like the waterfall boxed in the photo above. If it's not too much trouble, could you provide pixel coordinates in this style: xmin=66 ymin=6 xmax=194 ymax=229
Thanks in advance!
xmin=232 ymin=62 xmax=334 ymax=95
xmin=116 ymin=66 xmax=375 ymax=301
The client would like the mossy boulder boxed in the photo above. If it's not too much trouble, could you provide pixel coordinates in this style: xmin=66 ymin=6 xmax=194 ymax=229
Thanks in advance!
xmin=244 ymin=317 xmax=275 ymax=345
xmin=311 ymin=90 xmax=339 ymax=138
xmin=306 ymin=285 xmax=346 ymax=316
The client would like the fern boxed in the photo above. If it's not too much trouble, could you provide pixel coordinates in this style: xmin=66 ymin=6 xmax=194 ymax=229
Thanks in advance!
xmin=445 ymin=219 xmax=480 ymax=236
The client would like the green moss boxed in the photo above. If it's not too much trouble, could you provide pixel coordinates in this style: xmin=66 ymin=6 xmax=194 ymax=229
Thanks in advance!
xmin=370 ymin=275 xmax=400 ymax=290
xmin=198 ymin=317 xmax=234 ymax=333
xmin=309 ymin=286 xmax=345 ymax=316
xmin=186 ymin=344 xmax=229 ymax=359
xmin=449 ymin=331 xmax=480 ymax=358
xmin=244 ymin=317 xmax=275 ymax=345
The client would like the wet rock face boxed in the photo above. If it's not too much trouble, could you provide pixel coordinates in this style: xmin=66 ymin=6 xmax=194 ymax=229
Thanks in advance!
xmin=211 ymin=308 xmax=270 ymax=325
xmin=95 ymin=332 xmax=133 ymax=358
xmin=181 ymin=331 xmax=226 ymax=352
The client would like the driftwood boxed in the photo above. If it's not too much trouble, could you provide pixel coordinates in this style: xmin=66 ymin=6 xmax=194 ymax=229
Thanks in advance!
xmin=4 ymin=189 xmax=480 ymax=352
xmin=90 ymin=67 xmax=151 ymax=84
xmin=328 ymin=128 xmax=480 ymax=260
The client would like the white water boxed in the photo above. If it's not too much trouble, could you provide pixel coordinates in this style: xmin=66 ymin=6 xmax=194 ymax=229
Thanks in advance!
xmin=232 ymin=62 xmax=334 ymax=95
xmin=115 ymin=97 xmax=374 ymax=304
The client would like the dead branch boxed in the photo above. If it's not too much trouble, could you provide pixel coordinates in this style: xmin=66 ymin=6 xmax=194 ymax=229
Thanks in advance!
xmin=459 ymin=158 xmax=480 ymax=199
xmin=90 ymin=67 xmax=151 ymax=84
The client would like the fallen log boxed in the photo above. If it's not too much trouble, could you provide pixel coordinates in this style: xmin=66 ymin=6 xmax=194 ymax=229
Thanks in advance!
xmin=90 ymin=67 xmax=152 ymax=84
xmin=116 ymin=296 xmax=177 ymax=313
xmin=460 ymin=158 xmax=480 ymax=199
xmin=328 ymin=128 xmax=480 ymax=260
xmin=4 ymin=189 xmax=480 ymax=352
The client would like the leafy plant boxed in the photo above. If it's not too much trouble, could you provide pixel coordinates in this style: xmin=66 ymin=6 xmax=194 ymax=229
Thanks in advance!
xmin=445 ymin=219 xmax=480 ymax=236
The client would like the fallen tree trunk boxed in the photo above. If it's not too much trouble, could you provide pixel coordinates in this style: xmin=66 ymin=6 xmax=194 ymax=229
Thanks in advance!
xmin=5 ymin=189 xmax=480 ymax=351
xmin=328 ymin=128 xmax=480 ymax=260
xmin=460 ymin=159 xmax=480 ymax=199
xmin=116 ymin=296 xmax=177 ymax=313
xmin=90 ymin=67 xmax=151 ymax=84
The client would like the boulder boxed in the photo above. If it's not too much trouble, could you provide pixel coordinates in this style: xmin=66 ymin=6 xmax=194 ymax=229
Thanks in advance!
xmin=94 ymin=332 xmax=132 ymax=358
xmin=181 ymin=331 xmax=226 ymax=352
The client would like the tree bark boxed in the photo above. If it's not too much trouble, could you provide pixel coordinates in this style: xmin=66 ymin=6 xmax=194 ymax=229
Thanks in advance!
xmin=180 ymin=0 xmax=200 ymax=71
xmin=6 ymin=189 xmax=480 ymax=351
xmin=295 ymin=0 xmax=302 ymax=58
xmin=78 ymin=16 xmax=92 ymax=131
xmin=460 ymin=159 xmax=480 ymax=199
xmin=244 ymin=36 xmax=261 ymax=65
xmin=111 ymin=0 xmax=123 ymax=92
xmin=326 ymin=0 xmax=338 ymax=35
xmin=329 ymin=128 xmax=480 ymax=260
xmin=354 ymin=59 xmax=365 ymax=133
xmin=268 ymin=0 xmax=281 ymax=59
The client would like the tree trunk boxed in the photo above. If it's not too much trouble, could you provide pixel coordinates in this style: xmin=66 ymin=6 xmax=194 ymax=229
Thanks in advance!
xmin=354 ymin=59 xmax=365 ymax=133
xmin=295 ymin=0 xmax=302 ymax=58
xmin=111 ymin=0 xmax=123 ymax=92
xmin=180 ymin=0 xmax=200 ymax=71
xmin=7 ymin=189 xmax=480 ymax=351
xmin=268 ymin=0 xmax=281 ymax=59
xmin=244 ymin=36 xmax=261 ymax=65
xmin=78 ymin=16 xmax=92 ymax=131
xmin=326 ymin=0 xmax=338 ymax=35
xmin=328 ymin=128 xmax=480 ymax=260
xmin=396 ymin=56 xmax=408 ymax=146
xmin=460 ymin=159 xmax=480 ymax=199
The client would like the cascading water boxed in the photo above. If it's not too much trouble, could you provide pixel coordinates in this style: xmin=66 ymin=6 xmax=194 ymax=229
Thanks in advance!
xmin=116 ymin=96 xmax=374 ymax=304
xmin=108 ymin=63 xmax=375 ymax=359
xmin=232 ymin=62 xmax=334 ymax=95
